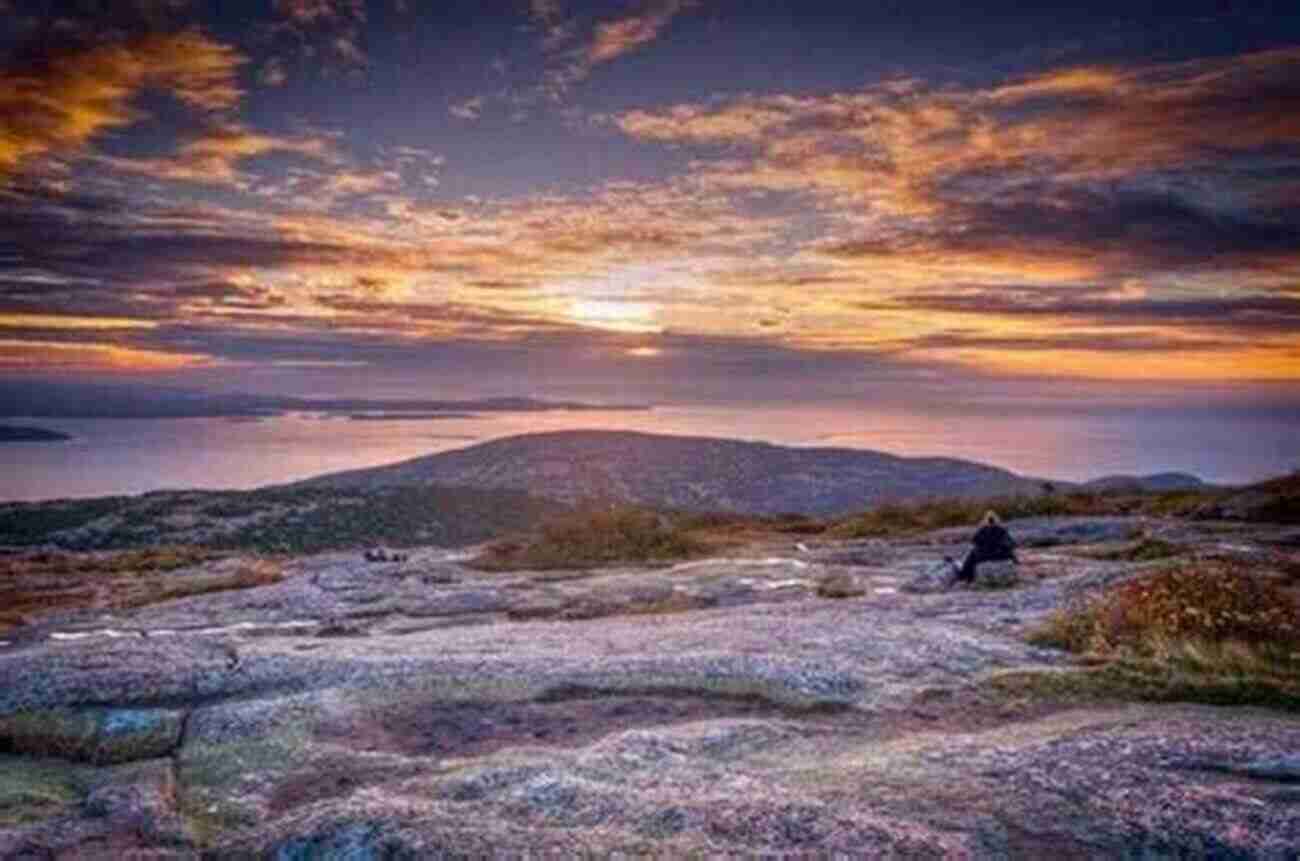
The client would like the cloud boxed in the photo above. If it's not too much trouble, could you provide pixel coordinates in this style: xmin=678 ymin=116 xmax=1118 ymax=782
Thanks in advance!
xmin=259 ymin=57 xmax=289 ymax=87
xmin=0 ymin=176 xmax=773 ymax=342
xmin=612 ymin=48 xmax=1300 ymax=287
xmin=530 ymin=0 xmax=697 ymax=101
xmin=449 ymin=97 xmax=484 ymax=121
xmin=269 ymin=0 xmax=369 ymax=69
xmin=273 ymin=0 xmax=365 ymax=25
xmin=0 ymin=31 xmax=245 ymax=178
xmin=4 ymin=36 xmax=1298 ymax=385
xmin=95 ymin=123 xmax=337 ymax=188
xmin=614 ymin=47 xmax=1300 ymax=205
xmin=529 ymin=0 xmax=575 ymax=50
xmin=0 ymin=338 xmax=212 ymax=372
xmin=815 ymin=185 xmax=1300 ymax=276
xmin=858 ymin=286 xmax=1300 ymax=337
xmin=332 ymin=34 xmax=367 ymax=66
xmin=588 ymin=0 xmax=690 ymax=65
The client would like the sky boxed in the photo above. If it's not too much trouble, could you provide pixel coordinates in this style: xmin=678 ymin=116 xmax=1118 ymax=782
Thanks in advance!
xmin=1 ymin=0 xmax=1299 ymax=411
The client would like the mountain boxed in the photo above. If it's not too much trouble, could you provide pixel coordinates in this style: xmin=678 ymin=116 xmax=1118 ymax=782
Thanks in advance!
xmin=294 ymin=430 xmax=1051 ymax=516
xmin=1082 ymin=472 xmax=1208 ymax=493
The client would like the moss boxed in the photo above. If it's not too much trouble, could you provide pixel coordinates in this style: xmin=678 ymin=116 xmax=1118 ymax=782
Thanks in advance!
xmin=0 ymin=755 xmax=92 ymax=826
xmin=0 ymin=708 xmax=183 ymax=765
xmin=178 ymin=733 xmax=309 ymax=845
xmin=988 ymin=660 xmax=1300 ymax=711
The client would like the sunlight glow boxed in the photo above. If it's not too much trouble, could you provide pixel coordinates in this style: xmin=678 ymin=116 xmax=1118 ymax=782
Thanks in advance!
xmin=569 ymin=300 xmax=662 ymax=333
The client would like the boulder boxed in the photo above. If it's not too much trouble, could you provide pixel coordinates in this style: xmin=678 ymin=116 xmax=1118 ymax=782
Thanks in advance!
xmin=816 ymin=572 xmax=866 ymax=598
xmin=971 ymin=560 xmax=1020 ymax=589
xmin=364 ymin=547 xmax=409 ymax=563
xmin=902 ymin=559 xmax=959 ymax=594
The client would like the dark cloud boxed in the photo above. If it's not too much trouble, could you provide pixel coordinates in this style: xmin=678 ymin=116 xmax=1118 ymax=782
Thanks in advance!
xmin=858 ymin=287 xmax=1300 ymax=336
xmin=0 ymin=30 xmax=244 ymax=178
xmin=901 ymin=330 xmax=1243 ymax=354
xmin=823 ymin=184 xmax=1300 ymax=274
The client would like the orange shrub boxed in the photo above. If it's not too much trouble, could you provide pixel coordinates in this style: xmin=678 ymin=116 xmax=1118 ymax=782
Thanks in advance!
xmin=1034 ymin=560 xmax=1300 ymax=659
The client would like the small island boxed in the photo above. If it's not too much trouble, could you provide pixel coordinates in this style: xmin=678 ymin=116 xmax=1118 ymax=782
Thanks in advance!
xmin=0 ymin=425 xmax=71 ymax=443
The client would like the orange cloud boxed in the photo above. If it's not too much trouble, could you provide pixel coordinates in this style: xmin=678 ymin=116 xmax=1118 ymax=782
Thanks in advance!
xmin=589 ymin=0 xmax=690 ymax=65
xmin=0 ymin=31 xmax=244 ymax=178
xmin=0 ymin=339 xmax=212 ymax=372
xmin=98 ymin=123 xmax=336 ymax=187
xmin=614 ymin=47 xmax=1300 ymax=210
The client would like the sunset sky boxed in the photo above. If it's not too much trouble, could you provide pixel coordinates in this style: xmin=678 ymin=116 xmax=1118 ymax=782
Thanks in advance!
xmin=2 ymin=0 xmax=1299 ymax=409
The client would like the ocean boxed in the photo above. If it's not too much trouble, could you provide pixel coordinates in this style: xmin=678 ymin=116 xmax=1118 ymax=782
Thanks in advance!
xmin=3 ymin=405 xmax=1297 ymax=502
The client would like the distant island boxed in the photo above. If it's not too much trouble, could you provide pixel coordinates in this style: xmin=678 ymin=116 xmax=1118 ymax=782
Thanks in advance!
xmin=0 ymin=380 xmax=651 ymax=420
xmin=0 ymin=425 xmax=70 ymax=443
xmin=348 ymin=412 xmax=479 ymax=421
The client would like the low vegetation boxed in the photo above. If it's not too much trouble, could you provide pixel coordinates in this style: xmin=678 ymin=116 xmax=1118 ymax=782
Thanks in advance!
xmin=0 ymin=548 xmax=283 ymax=632
xmin=829 ymin=488 xmax=1226 ymax=539
xmin=1026 ymin=560 xmax=1300 ymax=708
xmin=0 ymin=486 xmax=567 ymax=553
xmin=1 ymin=546 xmax=215 ymax=577
xmin=473 ymin=506 xmax=710 ymax=570
xmin=1073 ymin=535 xmax=1184 ymax=562
xmin=3 ymin=470 xmax=1298 ymax=559
xmin=1218 ymin=471 xmax=1300 ymax=523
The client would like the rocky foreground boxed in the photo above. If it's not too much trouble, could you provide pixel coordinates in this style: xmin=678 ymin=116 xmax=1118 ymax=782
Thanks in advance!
xmin=2 ymin=517 xmax=1299 ymax=858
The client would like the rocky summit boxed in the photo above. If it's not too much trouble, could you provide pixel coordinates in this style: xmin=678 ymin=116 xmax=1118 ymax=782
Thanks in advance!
xmin=2 ymin=516 xmax=1299 ymax=858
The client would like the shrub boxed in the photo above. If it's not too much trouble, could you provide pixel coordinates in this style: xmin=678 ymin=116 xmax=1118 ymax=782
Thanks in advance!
xmin=1030 ymin=560 xmax=1300 ymax=664
xmin=1027 ymin=560 xmax=1300 ymax=707
xmin=473 ymin=506 xmax=707 ymax=570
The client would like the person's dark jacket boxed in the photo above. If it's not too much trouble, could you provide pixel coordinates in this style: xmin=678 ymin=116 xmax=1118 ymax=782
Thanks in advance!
xmin=957 ymin=523 xmax=1017 ymax=581
xmin=971 ymin=523 xmax=1016 ymax=562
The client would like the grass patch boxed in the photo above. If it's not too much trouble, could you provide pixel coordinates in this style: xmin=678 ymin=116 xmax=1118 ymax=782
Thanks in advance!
xmin=116 ymin=558 xmax=285 ymax=609
xmin=991 ymin=657 xmax=1300 ymax=711
xmin=1025 ymin=560 xmax=1300 ymax=708
xmin=1076 ymin=536 xmax=1184 ymax=562
xmin=473 ymin=506 xmax=709 ymax=570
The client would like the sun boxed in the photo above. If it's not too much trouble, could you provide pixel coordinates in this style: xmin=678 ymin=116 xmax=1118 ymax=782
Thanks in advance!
xmin=568 ymin=300 xmax=662 ymax=334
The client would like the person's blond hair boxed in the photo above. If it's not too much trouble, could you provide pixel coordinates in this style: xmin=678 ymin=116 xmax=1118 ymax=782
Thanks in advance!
xmin=982 ymin=510 xmax=1001 ymax=526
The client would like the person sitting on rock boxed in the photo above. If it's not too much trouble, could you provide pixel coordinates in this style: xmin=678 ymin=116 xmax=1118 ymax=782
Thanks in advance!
xmin=954 ymin=511 xmax=1017 ymax=584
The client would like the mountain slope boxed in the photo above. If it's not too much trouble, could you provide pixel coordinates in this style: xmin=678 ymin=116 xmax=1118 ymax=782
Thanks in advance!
xmin=294 ymin=430 xmax=1050 ymax=516
xmin=1083 ymin=472 xmax=1207 ymax=493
